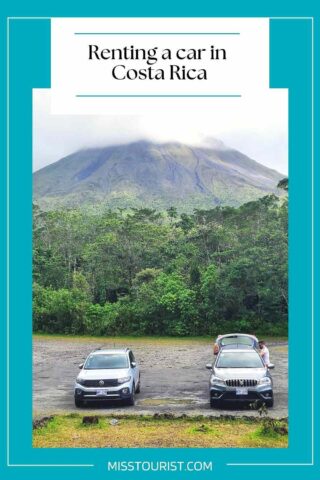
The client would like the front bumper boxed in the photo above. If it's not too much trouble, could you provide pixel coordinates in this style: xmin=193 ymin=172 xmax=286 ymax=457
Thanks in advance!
xmin=210 ymin=385 xmax=273 ymax=403
xmin=74 ymin=382 xmax=132 ymax=401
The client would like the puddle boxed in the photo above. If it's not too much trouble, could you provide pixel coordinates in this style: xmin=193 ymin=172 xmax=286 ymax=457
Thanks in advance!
xmin=137 ymin=397 xmax=197 ymax=406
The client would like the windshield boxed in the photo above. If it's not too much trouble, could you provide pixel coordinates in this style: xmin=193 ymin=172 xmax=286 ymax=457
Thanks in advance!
xmin=216 ymin=351 xmax=263 ymax=368
xmin=84 ymin=354 xmax=129 ymax=370
xmin=220 ymin=336 xmax=253 ymax=346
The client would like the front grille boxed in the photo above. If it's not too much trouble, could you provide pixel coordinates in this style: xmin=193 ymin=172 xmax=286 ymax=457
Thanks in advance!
xmin=226 ymin=379 xmax=258 ymax=387
xmin=223 ymin=391 xmax=260 ymax=400
xmin=82 ymin=379 xmax=119 ymax=387
xmin=82 ymin=390 xmax=121 ymax=398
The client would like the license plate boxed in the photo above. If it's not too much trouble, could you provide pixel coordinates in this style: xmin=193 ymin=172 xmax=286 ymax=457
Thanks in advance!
xmin=236 ymin=387 xmax=248 ymax=395
xmin=96 ymin=389 xmax=108 ymax=396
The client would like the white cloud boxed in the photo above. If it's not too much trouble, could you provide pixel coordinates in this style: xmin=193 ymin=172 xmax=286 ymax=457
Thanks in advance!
xmin=33 ymin=89 xmax=288 ymax=175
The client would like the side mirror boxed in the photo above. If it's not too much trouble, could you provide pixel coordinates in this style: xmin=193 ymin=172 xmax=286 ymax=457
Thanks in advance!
xmin=131 ymin=361 xmax=137 ymax=368
xmin=206 ymin=363 xmax=213 ymax=370
xmin=268 ymin=363 xmax=275 ymax=370
xmin=79 ymin=363 xmax=84 ymax=369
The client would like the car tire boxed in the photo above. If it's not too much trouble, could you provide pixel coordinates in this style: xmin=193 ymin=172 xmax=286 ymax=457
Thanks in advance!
xmin=75 ymin=397 xmax=84 ymax=408
xmin=127 ymin=383 xmax=136 ymax=406
xmin=266 ymin=398 xmax=274 ymax=408
xmin=135 ymin=375 xmax=141 ymax=394
xmin=210 ymin=398 xmax=221 ymax=409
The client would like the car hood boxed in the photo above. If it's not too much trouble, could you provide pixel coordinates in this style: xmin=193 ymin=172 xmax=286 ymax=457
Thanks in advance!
xmin=78 ymin=368 xmax=130 ymax=380
xmin=214 ymin=367 xmax=267 ymax=380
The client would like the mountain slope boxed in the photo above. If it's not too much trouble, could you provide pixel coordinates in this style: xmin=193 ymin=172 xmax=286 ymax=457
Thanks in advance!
xmin=33 ymin=140 xmax=284 ymax=211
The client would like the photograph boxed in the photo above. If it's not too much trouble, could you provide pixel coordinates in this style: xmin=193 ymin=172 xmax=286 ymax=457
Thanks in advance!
xmin=32 ymin=89 xmax=288 ymax=448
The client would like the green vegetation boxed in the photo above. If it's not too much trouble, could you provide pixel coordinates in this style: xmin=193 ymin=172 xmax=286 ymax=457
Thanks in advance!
xmin=33 ymin=414 xmax=288 ymax=448
xmin=277 ymin=177 xmax=288 ymax=191
xmin=249 ymin=400 xmax=288 ymax=438
xmin=33 ymin=333 xmax=287 ymax=344
xmin=33 ymin=194 xmax=287 ymax=336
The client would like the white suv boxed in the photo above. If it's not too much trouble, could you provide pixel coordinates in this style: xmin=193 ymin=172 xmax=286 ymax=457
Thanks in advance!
xmin=74 ymin=348 xmax=141 ymax=407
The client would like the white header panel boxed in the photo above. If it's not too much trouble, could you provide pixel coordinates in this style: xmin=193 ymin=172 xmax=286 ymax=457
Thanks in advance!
xmin=51 ymin=17 xmax=270 ymax=115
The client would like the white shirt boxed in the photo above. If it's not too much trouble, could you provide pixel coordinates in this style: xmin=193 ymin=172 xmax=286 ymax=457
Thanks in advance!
xmin=260 ymin=346 xmax=270 ymax=366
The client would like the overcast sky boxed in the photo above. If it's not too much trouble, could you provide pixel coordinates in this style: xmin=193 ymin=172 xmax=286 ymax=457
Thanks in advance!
xmin=33 ymin=89 xmax=288 ymax=175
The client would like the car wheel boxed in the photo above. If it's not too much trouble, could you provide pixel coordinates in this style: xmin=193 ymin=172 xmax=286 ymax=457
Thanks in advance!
xmin=75 ymin=397 xmax=84 ymax=408
xmin=135 ymin=375 xmax=141 ymax=394
xmin=127 ymin=383 xmax=136 ymax=406
xmin=210 ymin=398 xmax=221 ymax=409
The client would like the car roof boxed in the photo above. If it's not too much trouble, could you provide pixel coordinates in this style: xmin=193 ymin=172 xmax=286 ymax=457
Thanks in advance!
xmin=89 ymin=348 xmax=129 ymax=356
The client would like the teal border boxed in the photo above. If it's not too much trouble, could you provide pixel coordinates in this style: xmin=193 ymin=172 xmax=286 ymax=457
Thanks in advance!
xmin=1 ymin=5 xmax=318 ymax=480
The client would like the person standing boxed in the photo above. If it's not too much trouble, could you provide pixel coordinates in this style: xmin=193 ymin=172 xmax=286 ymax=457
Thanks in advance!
xmin=213 ymin=335 xmax=222 ymax=355
xmin=259 ymin=340 xmax=271 ymax=366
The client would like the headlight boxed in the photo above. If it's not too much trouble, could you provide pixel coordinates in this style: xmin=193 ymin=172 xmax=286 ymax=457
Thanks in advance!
xmin=76 ymin=377 xmax=85 ymax=385
xmin=117 ymin=376 xmax=131 ymax=384
xmin=210 ymin=376 xmax=225 ymax=386
xmin=259 ymin=377 xmax=271 ymax=385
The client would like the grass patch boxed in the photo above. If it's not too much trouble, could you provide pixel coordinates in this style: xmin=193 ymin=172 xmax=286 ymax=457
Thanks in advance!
xmin=33 ymin=333 xmax=287 ymax=345
xmin=138 ymin=398 xmax=196 ymax=406
xmin=33 ymin=414 xmax=288 ymax=448
xmin=77 ymin=421 xmax=105 ymax=430
xmin=33 ymin=416 xmax=63 ymax=436
xmin=253 ymin=419 xmax=288 ymax=438
xmin=33 ymin=333 xmax=212 ymax=345
xmin=189 ymin=424 xmax=222 ymax=437
xmin=247 ymin=423 xmax=288 ymax=446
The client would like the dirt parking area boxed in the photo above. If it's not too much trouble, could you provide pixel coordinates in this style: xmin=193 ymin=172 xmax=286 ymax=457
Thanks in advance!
xmin=33 ymin=336 xmax=288 ymax=418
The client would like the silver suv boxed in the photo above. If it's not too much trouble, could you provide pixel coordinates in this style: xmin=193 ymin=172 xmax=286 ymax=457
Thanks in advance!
xmin=206 ymin=348 xmax=274 ymax=408
xmin=74 ymin=348 xmax=141 ymax=407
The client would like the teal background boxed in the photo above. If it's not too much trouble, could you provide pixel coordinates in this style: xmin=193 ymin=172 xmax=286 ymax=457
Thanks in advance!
xmin=1 ymin=1 xmax=318 ymax=479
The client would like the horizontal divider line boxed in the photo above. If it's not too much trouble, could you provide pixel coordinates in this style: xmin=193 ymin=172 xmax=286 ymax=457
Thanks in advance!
xmin=76 ymin=94 xmax=242 ymax=98
xmin=74 ymin=32 xmax=240 ymax=35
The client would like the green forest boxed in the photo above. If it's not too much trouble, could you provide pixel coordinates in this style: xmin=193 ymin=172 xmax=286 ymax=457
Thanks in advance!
xmin=33 ymin=194 xmax=288 ymax=337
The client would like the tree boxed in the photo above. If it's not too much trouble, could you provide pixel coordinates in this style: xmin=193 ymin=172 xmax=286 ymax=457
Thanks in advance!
xmin=33 ymin=194 xmax=288 ymax=336
xmin=277 ymin=178 xmax=288 ymax=191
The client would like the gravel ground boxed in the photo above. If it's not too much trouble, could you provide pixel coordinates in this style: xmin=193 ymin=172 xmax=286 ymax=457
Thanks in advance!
xmin=33 ymin=337 xmax=288 ymax=419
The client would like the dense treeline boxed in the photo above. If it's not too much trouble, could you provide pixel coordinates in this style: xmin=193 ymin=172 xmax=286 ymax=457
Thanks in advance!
xmin=33 ymin=194 xmax=288 ymax=336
